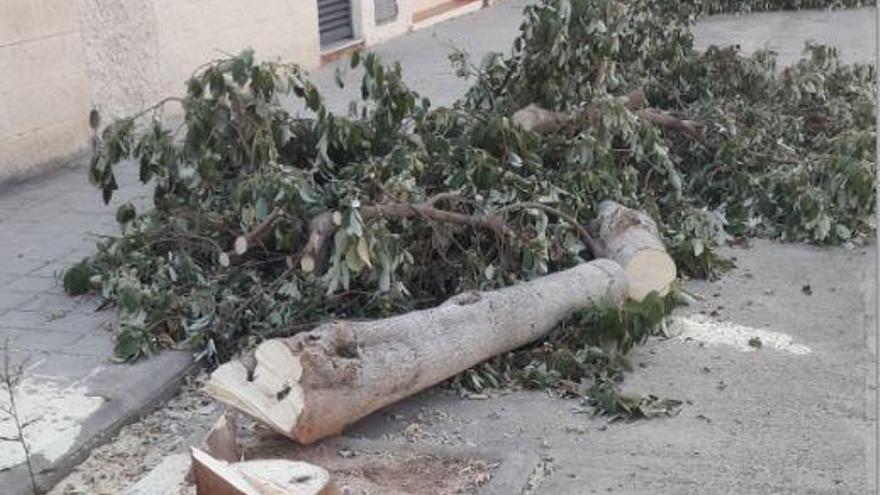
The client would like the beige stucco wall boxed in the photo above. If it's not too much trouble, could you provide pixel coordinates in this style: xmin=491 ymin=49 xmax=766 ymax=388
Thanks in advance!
xmin=152 ymin=0 xmax=320 ymax=96
xmin=0 ymin=0 xmax=321 ymax=183
xmin=0 ymin=0 xmax=93 ymax=181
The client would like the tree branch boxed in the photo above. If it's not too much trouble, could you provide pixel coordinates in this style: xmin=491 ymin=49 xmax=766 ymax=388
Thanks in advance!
xmin=300 ymin=200 xmax=511 ymax=274
xmin=302 ymin=196 xmax=608 ymax=275
xmin=637 ymin=109 xmax=708 ymax=147
xmin=220 ymin=208 xmax=284 ymax=267
xmin=499 ymin=202 xmax=601 ymax=259
xmin=512 ymin=88 xmax=647 ymax=134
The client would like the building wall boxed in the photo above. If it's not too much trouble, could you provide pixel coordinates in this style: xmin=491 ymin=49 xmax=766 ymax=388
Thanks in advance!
xmin=0 ymin=0 xmax=321 ymax=183
xmin=0 ymin=0 xmax=485 ymax=184
xmin=0 ymin=0 xmax=93 ymax=181
xmin=152 ymin=0 xmax=320 ymax=97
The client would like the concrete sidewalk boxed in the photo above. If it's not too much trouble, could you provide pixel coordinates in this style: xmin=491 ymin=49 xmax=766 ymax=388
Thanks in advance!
xmin=0 ymin=2 xmax=875 ymax=493
xmin=0 ymin=166 xmax=192 ymax=493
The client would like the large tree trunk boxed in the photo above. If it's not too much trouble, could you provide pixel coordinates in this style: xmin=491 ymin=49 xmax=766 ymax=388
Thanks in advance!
xmin=594 ymin=200 xmax=676 ymax=301
xmin=206 ymin=259 xmax=627 ymax=444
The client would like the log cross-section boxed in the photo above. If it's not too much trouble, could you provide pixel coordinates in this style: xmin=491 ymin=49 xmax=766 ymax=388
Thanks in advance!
xmin=190 ymin=447 xmax=334 ymax=495
xmin=594 ymin=200 xmax=676 ymax=301
xmin=207 ymin=259 xmax=627 ymax=444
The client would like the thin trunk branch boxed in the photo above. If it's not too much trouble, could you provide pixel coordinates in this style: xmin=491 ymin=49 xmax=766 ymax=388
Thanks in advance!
xmin=499 ymin=202 xmax=601 ymax=259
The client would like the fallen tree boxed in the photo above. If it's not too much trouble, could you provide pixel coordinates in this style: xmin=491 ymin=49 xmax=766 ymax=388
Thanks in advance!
xmin=207 ymin=258 xmax=627 ymax=443
xmin=67 ymin=0 xmax=874 ymax=421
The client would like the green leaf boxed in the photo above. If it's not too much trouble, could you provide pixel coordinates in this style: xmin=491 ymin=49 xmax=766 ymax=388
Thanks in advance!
xmin=114 ymin=331 xmax=142 ymax=361
xmin=306 ymin=85 xmax=321 ymax=111
xmin=116 ymin=203 xmax=137 ymax=225
xmin=334 ymin=67 xmax=345 ymax=89
xmin=63 ymin=262 xmax=92 ymax=296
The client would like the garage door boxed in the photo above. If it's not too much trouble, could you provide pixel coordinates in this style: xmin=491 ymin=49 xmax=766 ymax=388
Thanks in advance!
xmin=318 ymin=0 xmax=354 ymax=46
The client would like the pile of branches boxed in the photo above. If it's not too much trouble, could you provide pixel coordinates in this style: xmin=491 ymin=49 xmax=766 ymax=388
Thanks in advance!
xmin=702 ymin=0 xmax=869 ymax=13
xmin=68 ymin=0 xmax=875 ymax=374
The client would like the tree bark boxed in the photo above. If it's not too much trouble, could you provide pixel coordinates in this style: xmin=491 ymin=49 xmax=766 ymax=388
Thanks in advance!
xmin=512 ymin=89 xmax=647 ymax=134
xmin=206 ymin=259 xmax=627 ymax=444
xmin=636 ymin=109 xmax=706 ymax=145
xmin=191 ymin=447 xmax=334 ymax=495
xmin=593 ymin=200 xmax=676 ymax=301
xmin=512 ymin=90 xmax=706 ymax=146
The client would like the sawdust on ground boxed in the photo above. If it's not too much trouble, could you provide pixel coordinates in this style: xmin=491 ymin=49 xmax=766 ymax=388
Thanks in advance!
xmin=47 ymin=372 xmax=493 ymax=494
xmin=48 ymin=373 xmax=221 ymax=495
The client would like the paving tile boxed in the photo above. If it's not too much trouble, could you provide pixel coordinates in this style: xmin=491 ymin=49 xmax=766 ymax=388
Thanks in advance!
xmin=6 ymin=274 xmax=59 ymax=294
xmin=28 ymin=261 xmax=69 ymax=279
xmin=0 ymin=290 xmax=36 ymax=310
xmin=0 ymin=272 xmax=18 ymax=288
xmin=17 ymin=293 xmax=98 ymax=315
xmin=0 ymin=309 xmax=51 ymax=329
xmin=0 ymin=346 xmax=50 ymax=372
xmin=14 ymin=243 xmax=81 ymax=264
xmin=40 ymin=310 xmax=113 ymax=334
xmin=2 ymin=327 xmax=86 ymax=353
xmin=0 ymin=308 xmax=111 ymax=333
xmin=63 ymin=331 xmax=117 ymax=357
xmin=0 ymin=256 xmax=49 ymax=276
xmin=30 ymin=352 xmax=107 ymax=383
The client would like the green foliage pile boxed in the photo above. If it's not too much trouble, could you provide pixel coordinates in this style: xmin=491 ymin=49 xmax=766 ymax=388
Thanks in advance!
xmin=702 ymin=0 xmax=868 ymax=13
xmin=72 ymin=0 xmax=874 ymax=378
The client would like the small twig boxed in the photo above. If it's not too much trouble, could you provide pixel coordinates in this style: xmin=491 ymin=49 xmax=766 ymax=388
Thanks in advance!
xmin=222 ymin=208 xmax=285 ymax=267
xmin=637 ymin=109 xmax=710 ymax=148
xmin=425 ymin=191 xmax=469 ymax=207
xmin=127 ymin=96 xmax=186 ymax=122
xmin=595 ymin=59 xmax=608 ymax=91
xmin=1 ymin=339 xmax=40 ymax=494
xmin=234 ymin=266 xmax=297 ymax=319
xmin=225 ymin=93 xmax=256 ymax=167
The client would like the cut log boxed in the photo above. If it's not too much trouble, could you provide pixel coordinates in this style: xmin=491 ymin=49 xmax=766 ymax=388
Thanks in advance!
xmin=206 ymin=259 xmax=627 ymax=444
xmin=186 ymin=410 xmax=241 ymax=483
xmin=224 ymin=208 xmax=284 ymax=264
xmin=511 ymin=104 xmax=570 ymax=134
xmin=203 ymin=410 xmax=240 ymax=463
xmin=191 ymin=447 xmax=334 ymax=495
xmin=594 ymin=200 xmax=676 ymax=301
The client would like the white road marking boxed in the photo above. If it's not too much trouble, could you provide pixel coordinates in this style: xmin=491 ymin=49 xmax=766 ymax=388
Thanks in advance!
xmin=667 ymin=314 xmax=812 ymax=355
